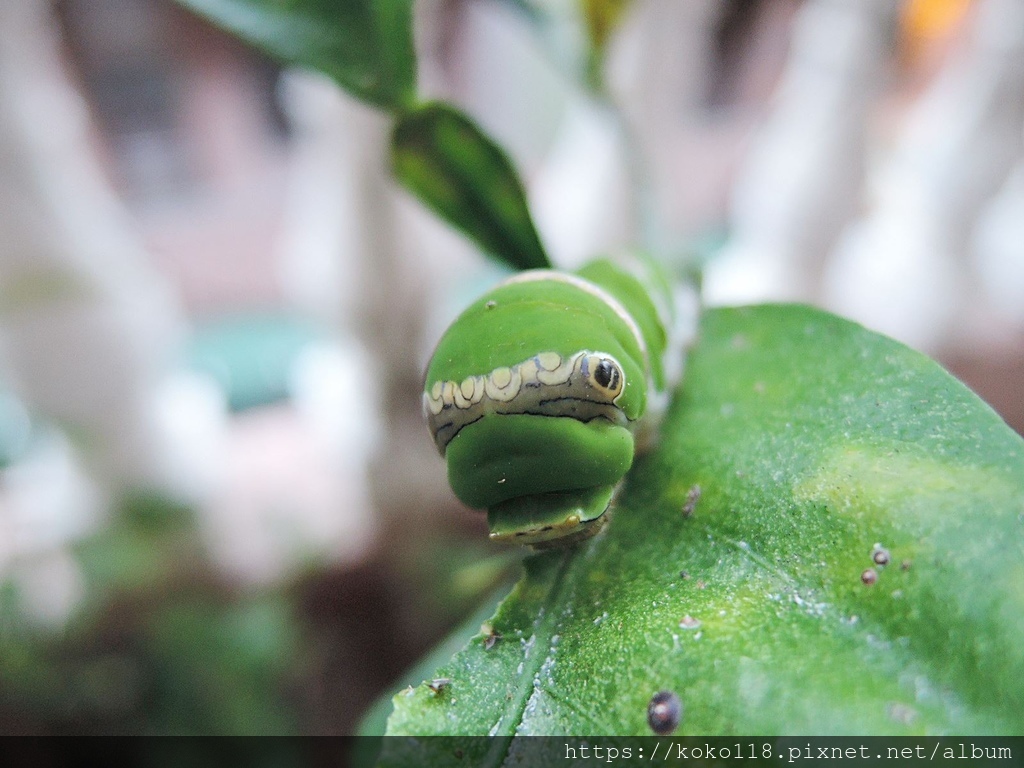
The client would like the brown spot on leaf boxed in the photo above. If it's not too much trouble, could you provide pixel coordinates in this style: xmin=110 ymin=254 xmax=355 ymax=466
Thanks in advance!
xmin=682 ymin=485 xmax=702 ymax=518
xmin=428 ymin=678 xmax=451 ymax=694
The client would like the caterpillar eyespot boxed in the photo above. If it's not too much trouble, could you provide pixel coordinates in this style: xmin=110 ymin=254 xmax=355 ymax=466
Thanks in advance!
xmin=588 ymin=356 xmax=622 ymax=395
xmin=423 ymin=256 xmax=693 ymax=547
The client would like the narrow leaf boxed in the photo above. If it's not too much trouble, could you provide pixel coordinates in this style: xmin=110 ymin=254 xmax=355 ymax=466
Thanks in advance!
xmin=377 ymin=305 xmax=1024 ymax=754
xmin=500 ymin=0 xmax=634 ymax=91
xmin=579 ymin=0 xmax=633 ymax=89
xmin=391 ymin=102 xmax=551 ymax=271
xmin=174 ymin=0 xmax=416 ymax=111
xmin=580 ymin=0 xmax=633 ymax=61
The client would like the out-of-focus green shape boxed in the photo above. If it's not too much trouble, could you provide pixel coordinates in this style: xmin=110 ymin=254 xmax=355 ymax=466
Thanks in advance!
xmin=375 ymin=305 xmax=1024 ymax=759
xmin=580 ymin=0 xmax=631 ymax=52
xmin=174 ymin=0 xmax=416 ymax=110
xmin=0 ymin=495 xmax=300 ymax=735
xmin=392 ymin=102 xmax=551 ymax=271
xmin=499 ymin=0 xmax=633 ymax=91
xmin=146 ymin=596 xmax=299 ymax=734
xmin=174 ymin=1 xmax=551 ymax=272
xmin=580 ymin=0 xmax=632 ymax=85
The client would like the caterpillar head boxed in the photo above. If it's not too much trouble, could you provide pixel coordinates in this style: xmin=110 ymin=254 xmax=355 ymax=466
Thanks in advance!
xmin=425 ymin=350 xmax=633 ymax=545
xmin=423 ymin=272 xmax=649 ymax=546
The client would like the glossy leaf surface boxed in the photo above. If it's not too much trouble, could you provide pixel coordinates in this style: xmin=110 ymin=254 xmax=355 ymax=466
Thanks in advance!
xmin=175 ymin=0 xmax=416 ymax=110
xmin=392 ymin=102 xmax=551 ymax=271
xmin=378 ymin=304 xmax=1024 ymax=759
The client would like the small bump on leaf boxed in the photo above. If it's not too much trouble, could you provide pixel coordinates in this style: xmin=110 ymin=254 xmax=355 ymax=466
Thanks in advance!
xmin=647 ymin=690 xmax=682 ymax=735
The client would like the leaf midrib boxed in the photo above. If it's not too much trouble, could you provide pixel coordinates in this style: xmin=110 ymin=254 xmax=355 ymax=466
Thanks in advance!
xmin=480 ymin=549 xmax=578 ymax=765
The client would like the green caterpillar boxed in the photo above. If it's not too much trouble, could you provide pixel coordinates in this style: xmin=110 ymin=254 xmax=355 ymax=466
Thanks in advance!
xmin=424 ymin=256 xmax=691 ymax=547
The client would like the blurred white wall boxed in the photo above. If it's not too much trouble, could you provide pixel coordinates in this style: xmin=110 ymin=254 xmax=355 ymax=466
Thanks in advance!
xmin=0 ymin=0 xmax=229 ymax=500
xmin=702 ymin=0 xmax=1024 ymax=355
xmin=0 ymin=0 xmax=229 ymax=621
xmin=826 ymin=0 xmax=1024 ymax=351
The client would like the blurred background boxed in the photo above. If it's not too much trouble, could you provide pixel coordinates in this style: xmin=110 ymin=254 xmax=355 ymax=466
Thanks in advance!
xmin=0 ymin=0 xmax=1020 ymax=735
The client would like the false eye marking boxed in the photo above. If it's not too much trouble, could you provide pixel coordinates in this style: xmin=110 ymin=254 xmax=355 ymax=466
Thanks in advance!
xmin=536 ymin=352 xmax=561 ymax=371
xmin=583 ymin=354 xmax=624 ymax=397
xmin=516 ymin=353 xmax=576 ymax=389
xmin=453 ymin=375 xmax=485 ymax=408
xmin=535 ymin=352 xmax=575 ymax=386
xmin=595 ymin=360 xmax=618 ymax=388
xmin=427 ymin=381 xmax=445 ymax=415
xmin=424 ymin=350 xmax=627 ymax=454
xmin=484 ymin=366 xmax=521 ymax=401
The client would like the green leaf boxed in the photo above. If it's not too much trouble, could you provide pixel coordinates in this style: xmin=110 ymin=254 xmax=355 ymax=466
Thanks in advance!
xmin=354 ymin=583 xmax=515 ymax=768
xmin=391 ymin=102 xmax=551 ymax=271
xmin=174 ymin=0 xmax=416 ymax=111
xmin=378 ymin=304 xmax=1024 ymax=753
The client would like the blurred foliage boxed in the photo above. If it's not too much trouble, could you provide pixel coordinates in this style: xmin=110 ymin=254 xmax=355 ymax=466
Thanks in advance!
xmin=175 ymin=0 xmax=552 ymax=273
xmin=0 ymin=491 xmax=512 ymax=735
xmin=174 ymin=0 xmax=417 ymax=110
xmin=579 ymin=0 xmax=633 ymax=88
xmin=580 ymin=0 xmax=632 ymax=55
xmin=0 ymin=497 xmax=300 ymax=734
xmin=498 ymin=0 xmax=636 ymax=93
